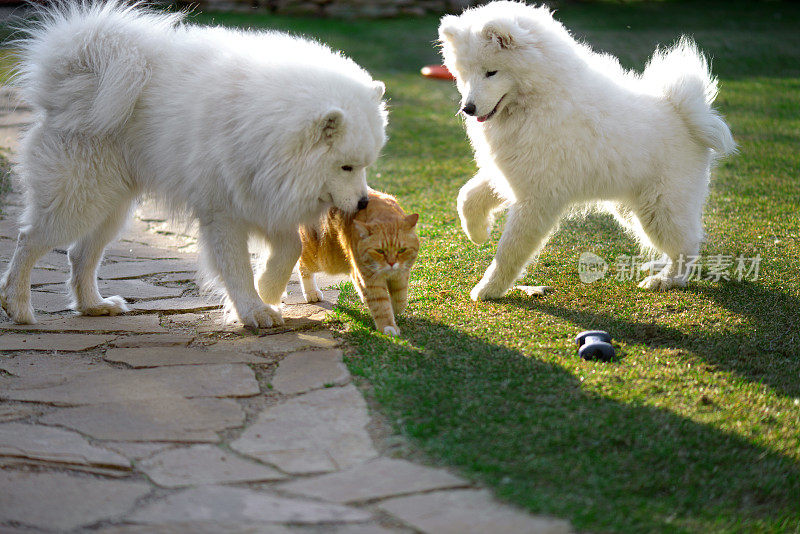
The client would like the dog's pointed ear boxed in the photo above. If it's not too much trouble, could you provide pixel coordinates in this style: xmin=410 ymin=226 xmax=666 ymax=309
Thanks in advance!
xmin=403 ymin=213 xmax=419 ymax=230
xmin=316 ymin=107 xmax=345 ymax=145
xmin=371 ymin=80 xmax=385 ymax=101
xmin=438 ymin=15 xmax=460 ymax=44
xmin=482 ymin=19 xmax=520 ymax=50
xmin=353 ymin=220 xmax=371 ymax=239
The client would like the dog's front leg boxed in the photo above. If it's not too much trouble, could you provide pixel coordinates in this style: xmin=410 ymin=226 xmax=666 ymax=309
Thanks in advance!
xmin=471 ymin=200 xmax=563 ymax=301
xmin=458 ymin=170 xmax=508 ymax=245
xmin=257 ymin=229 xmax=302 ymax=306
xmin=199 ymin=217 xmax=283 ymax=329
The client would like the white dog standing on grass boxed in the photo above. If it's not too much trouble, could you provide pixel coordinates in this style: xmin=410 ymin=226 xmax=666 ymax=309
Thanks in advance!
xmin=0 ymin=1 xmax=387 ymax=327
xmin=438 ymin=2 xmax=735 ymax=301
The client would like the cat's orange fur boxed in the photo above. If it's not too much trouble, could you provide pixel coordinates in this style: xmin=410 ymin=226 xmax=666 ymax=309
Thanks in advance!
xmin=298 ymin=189 xmax=419 ymax=336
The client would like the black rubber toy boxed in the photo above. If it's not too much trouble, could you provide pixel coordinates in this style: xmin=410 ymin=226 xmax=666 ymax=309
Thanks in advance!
xmin=575 ymin=330 xmax=615 ymax=361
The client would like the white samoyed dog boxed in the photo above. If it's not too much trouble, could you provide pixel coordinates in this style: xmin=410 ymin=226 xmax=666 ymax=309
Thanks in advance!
xmin=0 ymin=1 xmax=388 ymax=327
xmin=438 ymin=2 xmax=735 ymax=301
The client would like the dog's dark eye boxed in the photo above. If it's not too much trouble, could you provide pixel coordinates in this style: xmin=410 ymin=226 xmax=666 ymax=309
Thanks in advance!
xmin=486 ymin=70 xmax=498 ymax=78
xmin=341 ymin=165 xmax=353 ymax=171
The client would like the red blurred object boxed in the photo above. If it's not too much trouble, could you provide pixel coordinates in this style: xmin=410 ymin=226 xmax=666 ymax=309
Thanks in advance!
xmin=420 ymin=65 xmax=455 ymax=81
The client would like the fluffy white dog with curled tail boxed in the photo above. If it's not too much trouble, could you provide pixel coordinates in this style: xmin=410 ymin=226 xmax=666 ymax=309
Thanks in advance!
xmin=438 ymin=2 xmax=735 ymax=301
xmin=0 ymin=1 xmax=387 ymax=327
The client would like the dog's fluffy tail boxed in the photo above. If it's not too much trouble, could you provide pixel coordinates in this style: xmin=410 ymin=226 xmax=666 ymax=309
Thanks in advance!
xmin=643 ymin=38 xmax=736 ymax=157
xmin=15 ymin=1 xmax=182 ymax=136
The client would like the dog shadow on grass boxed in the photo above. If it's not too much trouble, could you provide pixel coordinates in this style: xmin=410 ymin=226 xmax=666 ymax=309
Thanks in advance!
xmin=336 ymin=301 xmax=800 ymax=532
xmin=510 ymin=280 xmax=800 ymax=400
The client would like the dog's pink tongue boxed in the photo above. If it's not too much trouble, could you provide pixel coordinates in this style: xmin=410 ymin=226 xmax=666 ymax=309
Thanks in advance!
xmin=477 ymin=116 xmax=487 ymax=123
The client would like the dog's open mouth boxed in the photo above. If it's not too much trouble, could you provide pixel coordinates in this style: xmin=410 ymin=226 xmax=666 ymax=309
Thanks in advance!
xmin=477 ymin=95 xmax=505 ymax=123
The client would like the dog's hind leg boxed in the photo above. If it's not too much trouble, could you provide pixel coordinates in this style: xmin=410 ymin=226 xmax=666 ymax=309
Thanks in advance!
xmin=458 ymin=170 xmax=509 ymax=244
xmin=199 ymin=216 xmax=284 ymax=329
xmin=636 ymin=174 xmax=708 ymax=291
xmin=471 ymin=199 xmax=565 ymax=301
xmin=0 ymin=225 xmax=59 ymax=324
xmin=68 ymin=198 xmax=135 ymax=316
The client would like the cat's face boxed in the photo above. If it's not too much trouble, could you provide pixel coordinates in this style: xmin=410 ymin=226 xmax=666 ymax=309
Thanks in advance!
xmin=353 ymin=215 xmax=419 ymax=276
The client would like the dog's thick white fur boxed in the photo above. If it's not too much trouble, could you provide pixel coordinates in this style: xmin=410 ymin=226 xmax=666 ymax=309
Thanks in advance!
xmin=439 ymin=2 xmax=735 ymax=301
xmin=0 ymin=1 xmax=387 ymax=326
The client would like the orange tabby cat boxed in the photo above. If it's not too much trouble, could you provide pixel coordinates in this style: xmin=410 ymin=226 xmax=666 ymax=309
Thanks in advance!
xmin=298 ymin=189 xmax=419 ymax=336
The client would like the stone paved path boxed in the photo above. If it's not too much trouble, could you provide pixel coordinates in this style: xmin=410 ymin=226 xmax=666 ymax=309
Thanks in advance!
xmin=0 ymin=87 xmax=572 ymax=533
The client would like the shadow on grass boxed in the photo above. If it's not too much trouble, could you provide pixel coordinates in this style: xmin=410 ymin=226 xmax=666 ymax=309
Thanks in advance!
xmin=508 ymin=280 xmax=800 ymax=399
xmin=337 ymin=301 xmax=800 ymax=532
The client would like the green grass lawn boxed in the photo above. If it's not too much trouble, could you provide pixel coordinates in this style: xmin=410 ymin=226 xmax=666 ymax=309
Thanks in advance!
xmin=5 ymin=1 xmax=800 ymax=531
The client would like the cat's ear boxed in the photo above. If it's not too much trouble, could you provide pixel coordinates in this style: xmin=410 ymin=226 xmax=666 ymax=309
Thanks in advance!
xmin=403 ymin=213 xmax=419 ymax=230
xmin=353 ymin=220 xmax=371 ymax=239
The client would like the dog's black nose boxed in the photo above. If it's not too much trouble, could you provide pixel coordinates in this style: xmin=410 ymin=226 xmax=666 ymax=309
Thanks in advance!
xmin=462 ymin=102 xmax=477 ymax=116
xmin=357 ymin=196 xmax=369 ymax=211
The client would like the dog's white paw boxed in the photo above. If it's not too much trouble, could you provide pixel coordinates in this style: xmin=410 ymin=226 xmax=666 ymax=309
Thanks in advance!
xmin=0 ymin=284 xmax=36 ymax=324
xmin=464 ymin=223 xmax=490 ymax=245
xmin=638 ymin=275 xmax=686 ymax=291
xmin=303 ymin=288 xmax=324 ymax=303
xmin=514 ymin=285 xmax=552 ymax=297
xmin=78 ymin=295 xmax=129 ymax=316
xmin=470 ymin=280 xmax=506 ymax=301
xmin=382 ymin=325 xmax=399 ymax=336
xmin=460 ymin=214 xmax=491 ymax=245
xmin=640 ymin=258 xmax=669 ymax=274
xmin=239 ymin=303 xmax=284 ymax=329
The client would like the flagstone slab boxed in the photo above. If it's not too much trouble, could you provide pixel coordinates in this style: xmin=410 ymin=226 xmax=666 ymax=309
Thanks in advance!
xmin=0 ymin=404 xmax=42 ymax=422
xmin=0 ymin=422 xmax=130 ymax=470
xmin=110 ymin=334 xmax=195 ymax=348
xmin=132 ymin=297 xmax=220 ymax=313
xmin=0 ymin=333 xmax=116 ymax=351
xmin=279 ymin=458 xmax=468 ymax=504
xmin=282 ymin=288 xmax=340 ymax=305
xmin=0 ymin=471 xmax=150 ymax=531
xmin=99 ymin=260 xmax=197 ymax=279
xmin=139 ymin=444 xmax=286 ymax=488
xmin=378 ymin=489 xmax=573 ymax=534
xmin=0 ymin=352 xmax=105 ymax=379
xmin=31 ymin=289 xmax=72 ymax=312
xmin=103 ymin=441 xmax=175 ymax=461
xmin=158 ymin=272 xmax=198 ymax=283
xmin=197 ymin=315 xmax=319 ymax=334
xmin=2 ymin=364 xmax=259 ymax=404
xmin=128 ymin=485 xmax=373 ymax=525
xmin=231 ymin=385 xmax=378 ymax=474
xmin=209 ymin=330 xmax=338 ymax=353
xmin=39 ymin=398 xmax=245 ymax=442
xmin=30 ymin=268 xmax=69 ymax=286
xmin=161 ymin=312 xmax=204 ymax=325
xmin=36 ymin=279 xmax=185 ymax=300
xmin=271 ymin=349 xmax=350 ymax=395
xmin=98 ymin=524 xmax=395 ymax=534
xmin=104 ymin=346 xmax=270 ymax=368
xmin=97 ymin=523 xmax=291 ymax=534
xmin=283 ymin=302 xmax=334 ymax=320
xmin=0 ymin=314 xmax=168 ymax=333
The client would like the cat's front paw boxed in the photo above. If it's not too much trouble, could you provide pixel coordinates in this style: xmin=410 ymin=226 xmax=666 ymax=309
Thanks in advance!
xmin=303 ymin=288 xmax=324 ymax=303
xmin=382 ymin=325 xmax=399 ymax=336
xmin=238 ymin=302 xmax=284 ymax=329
